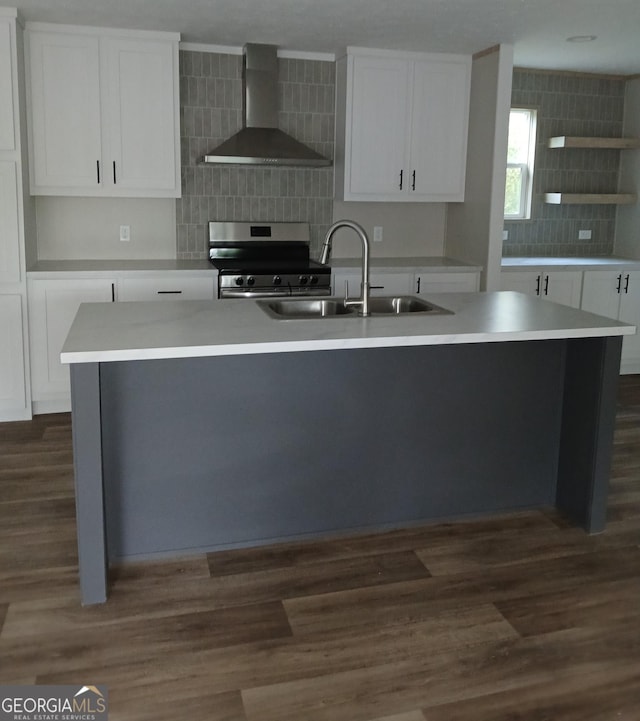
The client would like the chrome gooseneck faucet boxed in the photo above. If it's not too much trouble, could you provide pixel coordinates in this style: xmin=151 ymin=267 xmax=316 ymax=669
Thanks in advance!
xmin=319 ymin=220 xmax=371 ymax=317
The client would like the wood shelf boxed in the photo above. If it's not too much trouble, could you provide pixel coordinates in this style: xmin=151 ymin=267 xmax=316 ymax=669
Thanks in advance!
xmin=548 ymin=136 xmax=640 ymax=149
xmin=544 ymin=192 xmax=638 ymax=205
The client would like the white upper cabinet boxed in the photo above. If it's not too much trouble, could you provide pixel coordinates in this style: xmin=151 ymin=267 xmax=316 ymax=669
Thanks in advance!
xmin=25 ymin=24 xmax=180 ymax=197
xmin=0 ymin=20 xmax=15 ymax=150
xmin=27 ymin=31 xmax=102 ymax=190
xmin=346 ymin=56 xmax=410 ymax=198
xmin=410 ymin=59 xmax=470 ymax=199
xmin=335 ymin=49 xmax=471 ymax=202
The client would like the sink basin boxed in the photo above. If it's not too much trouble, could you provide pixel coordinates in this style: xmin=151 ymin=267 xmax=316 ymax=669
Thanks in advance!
xmin=258 ymin=298 xmax=357 ymax=319
xmin=367 ymin=296 xmax=452 ymax=315
xmin=258 ymin=295 xmax=452 ymax=319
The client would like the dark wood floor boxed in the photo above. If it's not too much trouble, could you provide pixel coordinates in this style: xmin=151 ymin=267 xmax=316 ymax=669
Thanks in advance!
xmin=1 ymin=377 xmax=640 ymax=720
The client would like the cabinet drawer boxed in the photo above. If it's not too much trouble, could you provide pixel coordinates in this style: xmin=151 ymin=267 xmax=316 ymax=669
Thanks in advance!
xmin=118 ymin=277 xmax=214 ymax=301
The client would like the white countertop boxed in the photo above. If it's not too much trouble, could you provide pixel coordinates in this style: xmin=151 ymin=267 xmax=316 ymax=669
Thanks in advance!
xmin=27 ymin=259 xmax=214 ymax=277
xmin=502 ymin=256 xmax=640 ymax=271
xmin=332 ymin=256 xmax=482 ymax=272
xmin=60 ymin=291 xmax=634 ymax=364
xmin=28 ymin=257 xmax=480 ymax=277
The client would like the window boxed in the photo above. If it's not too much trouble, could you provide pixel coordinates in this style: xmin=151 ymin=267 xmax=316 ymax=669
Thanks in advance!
xmin=504 ymin=108 xmax=537 ymax=219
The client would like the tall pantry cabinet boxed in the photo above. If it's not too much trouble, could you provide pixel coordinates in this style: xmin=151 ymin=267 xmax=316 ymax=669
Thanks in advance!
xmin=0 ymin=9 xmax=34 ymax=421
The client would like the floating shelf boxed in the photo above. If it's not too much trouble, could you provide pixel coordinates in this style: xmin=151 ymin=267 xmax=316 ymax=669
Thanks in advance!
xmin=548 ymin=136 xmax=640 ymax=149
xmin=544 ymin=192 xmax=638 ymax=205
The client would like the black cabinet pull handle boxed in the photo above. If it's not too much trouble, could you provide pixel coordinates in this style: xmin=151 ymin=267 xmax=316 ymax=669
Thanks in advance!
xmin=535 ymin=274 xmax=541 ymax=295
xmin=113 ymin=161 xmax=117 ymax=184
xmin=544 ymin=275 xmax=549 ymax=295
xmin=616 ymin=273 xmax=622 ymax=293
xmin=624 ymin=274 xmax=630 ymax=294
xmin=111 ymin=283 xmax=115 ymax=302
xmin=157 ymin=290 xmax=183 ymax=294
xmin=416 ymin=277 xmax=421 ymax=293
xmin=96 ymin=160 xmax=100 ymax=184
xmin=399 ymin=169 xmax=403 ymax=190
xmin=412 ymin=170 xmax=416 ymax=191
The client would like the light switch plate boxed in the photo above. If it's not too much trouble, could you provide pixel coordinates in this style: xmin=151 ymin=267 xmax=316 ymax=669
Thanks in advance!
xmin=120 ymin=225 xmax=130 ymax=242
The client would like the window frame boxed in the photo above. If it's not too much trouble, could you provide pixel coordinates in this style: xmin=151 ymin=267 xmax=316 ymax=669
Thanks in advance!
xmin=504 ymin=107 xmax=537 ymax=220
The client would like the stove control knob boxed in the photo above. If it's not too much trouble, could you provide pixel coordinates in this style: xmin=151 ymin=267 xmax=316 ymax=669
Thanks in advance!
xmin=299 ymin=275 xmax=309 ymax=285
xmin=272 ymin=275 xmax=282 ymax=286
xmin=246 ymin=276 xmax=255 ymax=286
xmin=234 ymin=276 xmax=244 ymax=286
xmin=309 ymin=275 xmax=318 ymax=285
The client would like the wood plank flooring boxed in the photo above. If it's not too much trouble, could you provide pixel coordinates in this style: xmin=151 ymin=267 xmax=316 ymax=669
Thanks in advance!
xmin=1 ymin=376 xmax=639 ymax=720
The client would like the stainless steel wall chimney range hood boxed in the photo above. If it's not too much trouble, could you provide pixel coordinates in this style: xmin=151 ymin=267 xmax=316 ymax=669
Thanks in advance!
xmin=202 ymin=44 xmax=331 ymax=167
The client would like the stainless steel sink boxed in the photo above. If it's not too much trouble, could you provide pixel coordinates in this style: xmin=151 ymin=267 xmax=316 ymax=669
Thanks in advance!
xmin=258 ymin=298 xmax=357 ymax=319
xmin=367 ymin=296 xmax=452 ymax=315
xmin=257 ymin=296 xmax=452 ymax=319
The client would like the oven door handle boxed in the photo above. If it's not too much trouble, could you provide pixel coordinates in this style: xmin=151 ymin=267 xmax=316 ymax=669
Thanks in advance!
xmin=220 ymin=288 xmax=332 ymax=299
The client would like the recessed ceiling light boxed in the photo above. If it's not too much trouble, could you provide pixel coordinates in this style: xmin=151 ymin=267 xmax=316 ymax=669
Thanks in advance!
xmin=566 ymin=35 xmax=597 ymax=43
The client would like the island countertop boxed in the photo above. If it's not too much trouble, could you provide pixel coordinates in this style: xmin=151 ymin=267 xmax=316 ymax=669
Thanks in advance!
xmin=60 ymin=291 xmax=635 ymax=365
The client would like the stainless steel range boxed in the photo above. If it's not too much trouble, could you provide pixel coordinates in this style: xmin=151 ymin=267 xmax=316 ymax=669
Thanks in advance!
xmin=208 ymin=221 xmax=331 ymax=298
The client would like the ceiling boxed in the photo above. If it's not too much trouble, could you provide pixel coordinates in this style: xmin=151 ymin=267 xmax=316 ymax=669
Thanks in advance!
xmin=3 ymin=0 xmax=640 ymax=76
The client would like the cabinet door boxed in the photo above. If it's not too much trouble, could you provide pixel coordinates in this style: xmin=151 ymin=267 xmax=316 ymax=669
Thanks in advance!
xmin=416 ymin=272 xmax=479 ymax=294
xmin=580 ymin=271 xmax=622 ymax=320
xmin=619 ymin=271 xmax=640 ymax=368
xmin=0 ymin=161 xmax=20 ymax=284
xmin=369 ymin=272 xmax=414 ymax=296
xmin=102 ymin=36 xmax=178 ymax=192
xmin=347 ymin=56 xmax=410 ymax=199
xmin=410 ymin=58 xmax=470 ymax=201
xmin=501 ymin=271 xmax=541 ymax=297
xmin=118 ymin=276 xmax=214 ymax=301
xmin=27 ymin=31 xmax=102 ymax=190
xmin=29 ymin=279 xmax=114 ymax=402
xmin=333 ymin=270 xmax=413 ymax=298
xmin=332 ymin=270 xmax=363 ymax=297
xmin=0 ymin=294 xmax=26 ymax=417
xmin=0 ymin=20 xmax=15 ymax=151
xmin=542 ymin=271 xmax=582 ymax=308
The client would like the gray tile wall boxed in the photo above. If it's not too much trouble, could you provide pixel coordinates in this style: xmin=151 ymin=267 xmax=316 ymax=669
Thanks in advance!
xmin=176 ymin=50 xmax=335 ymax=259
xmin=503 ymin=69 xmax=626 ymax=257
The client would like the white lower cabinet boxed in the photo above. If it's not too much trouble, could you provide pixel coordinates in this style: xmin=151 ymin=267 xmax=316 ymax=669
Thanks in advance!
xmin=28 ymin=278 xmax=116 ymax=411
xmin=501 ymin=270 xmax=582 ymax=308
xmin=117 ymin=276 xmax=215 ymax=301
xmin=415 ymin=272 xmax=479 ymax=294
xmin=332 ymin=270 xmax=414 ymax=298
xmin=581 ymin=270 xmax=640 ymax=374
xmin=332 ymin=268 xmax=480 ymax=298
xmin=27 ymin=272 xmax=218 ymax=413
xmin=0 ymin=294 xmax=27 ymax=420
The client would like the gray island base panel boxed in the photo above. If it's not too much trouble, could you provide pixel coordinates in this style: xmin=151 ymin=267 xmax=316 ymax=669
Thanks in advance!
xmin=70 ymin=335 xmax=622 ymax=605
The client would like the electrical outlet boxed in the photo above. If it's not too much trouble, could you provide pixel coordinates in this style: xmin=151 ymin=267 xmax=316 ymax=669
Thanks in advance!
xmin=119 ymin=225 xmax=130 ymax=242
xmin=373 ymin=226 xmax=383 ymax=242
xmin=578 ymin=229 xmax=592 ymax=240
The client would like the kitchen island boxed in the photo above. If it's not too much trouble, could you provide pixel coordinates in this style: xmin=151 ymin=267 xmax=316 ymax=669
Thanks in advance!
xmin=61 ymin=291 xmax=634 ymax=604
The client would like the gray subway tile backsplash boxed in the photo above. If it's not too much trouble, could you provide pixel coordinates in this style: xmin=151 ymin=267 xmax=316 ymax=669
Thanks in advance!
xmin=176 ymin=50 xmax=335 ymax=259
xmin=503 ymin=69 xmax=626 ymax=257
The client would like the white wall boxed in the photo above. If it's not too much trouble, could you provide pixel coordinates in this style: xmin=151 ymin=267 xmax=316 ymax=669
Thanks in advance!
xmin=445 ymin=45 xmax=513 ymax=290
xmin=34 ymin=198 xmax=177 ymax=261
xmin=330 ymin=201 xmax=446 ymax=258
xmin=614 ymin=77 xmax=640 ymax=260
